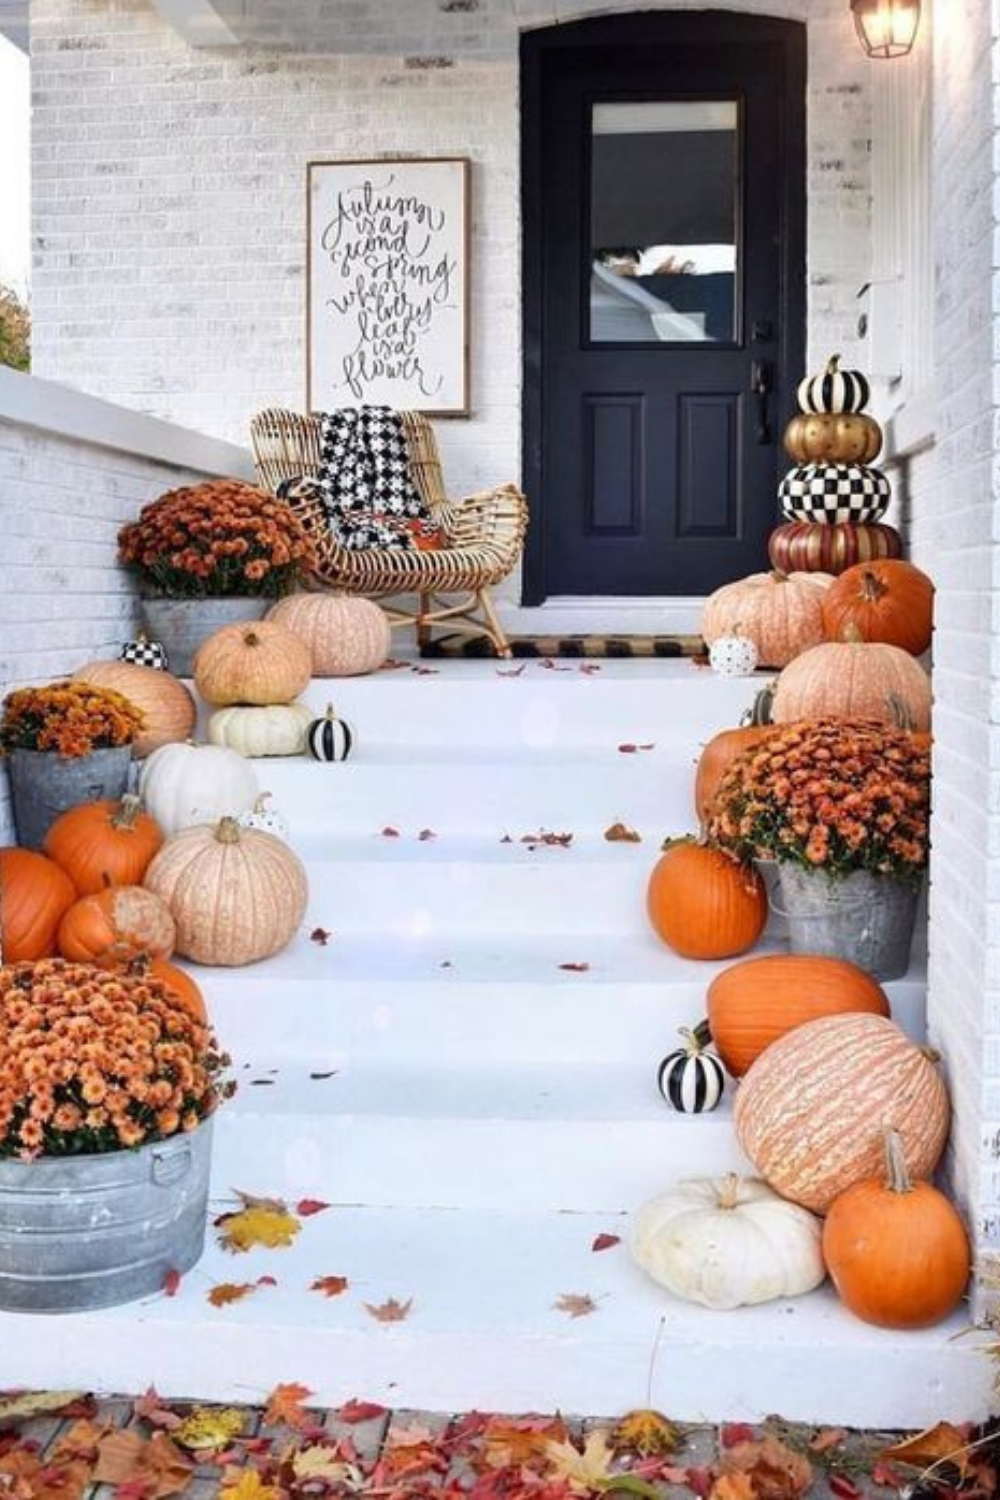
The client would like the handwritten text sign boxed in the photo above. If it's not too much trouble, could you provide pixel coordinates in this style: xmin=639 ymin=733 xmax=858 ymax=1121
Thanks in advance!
xmin=308 ymin=158 xmax=469 ymax=415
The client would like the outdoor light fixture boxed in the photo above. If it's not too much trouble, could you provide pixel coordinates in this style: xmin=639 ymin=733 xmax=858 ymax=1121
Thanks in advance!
xmin=851 ymin=0 xmax=921 ymax=58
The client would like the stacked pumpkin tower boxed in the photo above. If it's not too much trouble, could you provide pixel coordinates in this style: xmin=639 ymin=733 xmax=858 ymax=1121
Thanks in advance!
xmin=770 ymin=355 xmax=902 ymax=575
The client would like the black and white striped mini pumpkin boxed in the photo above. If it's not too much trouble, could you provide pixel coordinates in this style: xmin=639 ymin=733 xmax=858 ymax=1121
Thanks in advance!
xmin=779 ymin=462 xmax=890 ymax=525
xmin=306 ymin=703 xmax=354 ymax=762
xmin=657 ymin=1024 xmax=725 ymax=1114
xmin=797 ymin=354 xmax=870 ymax=415
xmin=119 ymin=632 xmax=169 ymax=670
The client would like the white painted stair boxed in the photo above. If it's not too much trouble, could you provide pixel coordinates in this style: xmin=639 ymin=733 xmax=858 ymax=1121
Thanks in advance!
xmin=0 ymin=661 xmax=990 ymax=1424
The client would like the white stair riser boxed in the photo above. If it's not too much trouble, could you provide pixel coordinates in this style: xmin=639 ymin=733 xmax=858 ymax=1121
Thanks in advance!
xmin=212 ymin=1112 xmax=748 ymax=1212
xmin=207 ymin=977 xmax=930 ymax=1066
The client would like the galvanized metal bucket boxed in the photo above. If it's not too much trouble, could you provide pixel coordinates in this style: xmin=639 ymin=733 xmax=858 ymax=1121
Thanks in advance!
xmin=774 ymin=865 xmax=921 ymax=982
xmin=141 ymin=596 xmax=267 ymax=677
xmin=0 ymin=1118 xmax=213 ymax=1313
xmin=7 ymin=745 xmax=133 ymax=850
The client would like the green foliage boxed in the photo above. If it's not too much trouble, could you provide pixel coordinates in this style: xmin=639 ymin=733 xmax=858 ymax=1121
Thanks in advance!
xmin=0 ymin=283 xmax=30 ymax=371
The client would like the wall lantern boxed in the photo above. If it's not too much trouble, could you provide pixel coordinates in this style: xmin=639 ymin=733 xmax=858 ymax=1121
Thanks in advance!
xmin=850 ymin=0 xmax=921 ymax=58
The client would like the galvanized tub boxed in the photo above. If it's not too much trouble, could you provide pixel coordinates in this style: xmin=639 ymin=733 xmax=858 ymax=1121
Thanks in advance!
xmin=775 ymin=865 xmax=921 ymax=982
xmin=141 ymin=596 xmax=267 ymax=677
xmin=7 ymin=745 xmax=133 ymax=850
xmin=0 ymin=1118 xmax=213 ymax=1313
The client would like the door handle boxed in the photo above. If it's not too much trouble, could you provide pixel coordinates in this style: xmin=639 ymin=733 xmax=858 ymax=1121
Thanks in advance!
xmin=751 ymin=359 xmax=773 ymax=445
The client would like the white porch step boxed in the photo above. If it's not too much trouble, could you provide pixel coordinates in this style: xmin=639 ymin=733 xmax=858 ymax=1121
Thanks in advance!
xmin=0 ymin=1202 xmax=987 ymax=1426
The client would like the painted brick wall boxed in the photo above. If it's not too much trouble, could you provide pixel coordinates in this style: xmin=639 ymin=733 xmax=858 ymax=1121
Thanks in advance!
xmin=29 ymin=0 xmax=874 ymax=501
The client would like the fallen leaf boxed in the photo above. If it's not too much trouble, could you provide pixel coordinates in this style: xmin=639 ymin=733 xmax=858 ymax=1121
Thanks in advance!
xmin=0 ymin=1391 xmax=88 ymax=1425
xmin=496 ymin=663 xmax=526 ymax=677
xmin=711 ymin=1475 xmax=757 ymax=1500
xmin=828 ymin=1476 xmax=863 ymax=1500
xmin=618 ymin=743 xmax=655 ymax=754
xmin=93 ymin=1429 xmax=194 ymax=1500
xmin=612 ymin=1410 xmax=679 ymax=1458
xmin=604 ymin=822 xmax=642 ymax=843
xmin=521 ymin=829 xmax=573 ymax=849
xmin=132 ymin=1389 xmax=183 ymax=1433
xmin=553 ymin=1292 xmax=599 ymax=1318
xmin=591 ymin=1233 xmax=622 ymax=1253
xmin=207 ymin=1282 xmax=259 ymax=1308
xmin=688 ymin=1467 xmax=717 ymax=1498
xmin=263 ymin=1382 xmax=314 ymax=1431
xmin=219 ymin=1471 xmax=280 ymax=1500
xmin=545 ymin=1431 xmax=618 ymax=1493
xmin=580 ymin=663 xmax=602 ymax=675
xmin=721 ymin=1425 xmax=758 ymax=1449
xmin=174 ymin=1409 xmax=247 ymax=1453
xmin=881 ymin=1424 xmax=971 ymax=1478
xmin=500 ymin=833 xmax=513 ymax=844
xmin=365 ymin=1296 xmax=413 ymax=1323
xmin=412 ymin=666 xmax=439 ymax=675
xmin=256 ymin=1275 xmax=277 ymax=1288
xmin=721 ymin=1437 xmax=814 ymax=1500
xmin=291 ymin=1446 xmax=360 ymax=1484
xmin=418 ymin=828 xmax=437 ymax=841
xmin=162 ymin=1269 xmax=182 ymax=1299
xmin=336 ymin=1399 xmax=388 ymax=1424
xmin=809 ymin=1429 xmax=848 ymax=1454
xmin=296 ymin=1198 xmax=331 ymax=1217
xmin=310 ymin=1069 xmax=338 ymax=1080
xmin=559 ymin=962 xmax=591 ymax=973
xmin=311 ymin=1274 xmax=349 ymax=1298
xmin=381 ymin=826 xmax=400 ymax=838
xmin=216 ymin=1203 xmax=301 ymax=1254
xmin=871 ymin=1461 xmax=908 ymax=1488
xmin=310 ymin=927 xmax=332 ymax=946
xmin=481 ymin=1417 xmax=569 ymax=1470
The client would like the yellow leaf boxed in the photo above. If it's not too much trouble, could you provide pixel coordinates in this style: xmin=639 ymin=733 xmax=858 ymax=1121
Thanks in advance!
xmin=291 ymin=1446 xmax=360 ymax=1483
xmin=207 ymin=1282 xmax=259 ymax=1308
xmin=880 ymin=1423 xmax=970 ymax=1479
xmin=174 ymin=1408 xmax=247 ymax=1452
xmin=0 ymin=1391 xmax=87 ymax=1426
xmin=220 ymin=1468 xmax=280 ymax=1500
xmin=612 ymin=1410 xmax=680 ymax=1458
xmin=545 ymin=1431 xmax=617 ymax=1494
xmin=216 ymin=1205 xmax=301 ymax=1253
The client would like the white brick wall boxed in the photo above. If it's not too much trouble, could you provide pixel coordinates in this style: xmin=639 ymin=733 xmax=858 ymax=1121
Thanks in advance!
xmin=29 ymin=0 xmax=874 ymax=500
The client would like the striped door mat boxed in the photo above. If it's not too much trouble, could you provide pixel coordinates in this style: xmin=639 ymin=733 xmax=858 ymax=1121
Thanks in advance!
xmin=421 ymin=633 xmax=706 ymax=659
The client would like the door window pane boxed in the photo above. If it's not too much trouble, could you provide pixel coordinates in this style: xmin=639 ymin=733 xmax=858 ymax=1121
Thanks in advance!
xmin=590 ymin=100 xmax=739 ymax=343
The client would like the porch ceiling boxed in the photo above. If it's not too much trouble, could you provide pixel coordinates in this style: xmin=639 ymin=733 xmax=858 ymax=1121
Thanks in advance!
xmin=0 ymin=0 xmax=27 ymax=53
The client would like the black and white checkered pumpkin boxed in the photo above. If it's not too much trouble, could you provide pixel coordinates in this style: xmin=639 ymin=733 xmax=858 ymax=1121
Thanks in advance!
xmin=779 ymin=463 xmax=890 ymax=525
xmin=797 ymin=355 xmax=870 ymax=415
xmin=657 ymin=1023 xmax=725 ymax=1114
xmin=306 ymin=703 xmax=354 ymax=762
xmin=119 ymin=633 xmax=169 ymax=670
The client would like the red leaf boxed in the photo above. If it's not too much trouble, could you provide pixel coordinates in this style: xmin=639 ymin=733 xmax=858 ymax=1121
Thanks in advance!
xmin=687 ymin=1467 xmax=716 ymax=1497
xmin=256 ymin=1275 xmax=278 ymax=1287
xmin=296 ymin=1199 xmax=331 ymax=1218
xmin=618 ymin=742 xmax=655 ymax=753
xmin=591 ymin=1233 xmax=621 ymax=1252
xmin=162 ymin=1268 xmax=181 ymax=1298
xmin=871 ymin=1462 xmax=907 ymax=1488
xmin=721 ymin=1424 xmax=758 ymax=1449
xmin=559 ymin=962 xmax=590 ymax=972
xmin=310 ymin=927 xmax=332 ymax=946
xmin=336 ymin=1400 xmax=388 ymax=1424
xmin=113 ymin=1480 xmax=152 ymax=1500
xmin=829 ymin=1476 xmax=864 ymax=1500
xmin=311 ymin=1275 xmax=349 ymax=1298
xmin=381 ymin=826 xmax=400 ymax=838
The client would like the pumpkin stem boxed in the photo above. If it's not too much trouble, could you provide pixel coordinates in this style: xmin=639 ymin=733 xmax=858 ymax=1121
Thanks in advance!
xmin=324 ymin=703 xmax=338 ymax=721
xmin=740 ymin=684 xmax=775 ymax=728
xmin=717 ymin=1173 xmax=741 ymax=1211
xmin=250 ymin=792 xmax=273 ymax=814
xmin=215 ymin=817 xmax=243 ymax=845
xmin=679 ymin=1020 xmax=714 ymax=1055
xmin=660 ymin=834 xmax=697 ymax=853
xmin=244 ymin=630 xmax=261 ymax=647
xmin=826 ymin=354 xmax=842 ymax=374
xmin=110 ymin=793 xmax=143 ymax=831
xmin=883 ymin=1127 xmax=914 ymax=1195
xmin=769 ymin=569 xmax=789 ymax=584
xmin=859 ymin=568 xmax=888 ymax=604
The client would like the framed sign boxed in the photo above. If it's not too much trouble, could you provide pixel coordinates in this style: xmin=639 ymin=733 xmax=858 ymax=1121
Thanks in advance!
xmin=307 ymin=156 xmax=470 ymax=416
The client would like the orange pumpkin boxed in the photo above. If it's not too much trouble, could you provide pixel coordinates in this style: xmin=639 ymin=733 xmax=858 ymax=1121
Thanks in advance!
xmin=707 ymin=954 xmax=890 ymax=1077
xmin=44 ymin=794 xmax=164 ymax=896
xmin=821 ymin=560 xmax=934 ymax=657
xmin=693 ymin=688 xmax=775 ymax=827
xmin=770 ymin=640 xmax=931 ymax=731
xmin=823 ymin=1128 xmax=970 ymax=1329
xmin=193 ymin=621 xmax=312 ymax=707
xmin=0 ymin=847 xmax=77 ymax=962
xmin=701 ymin=570 xmax=833 ymax=669
xmin=71 ymin=660 xmax=196 ymax=758
xmin=734 ymin=1013 xmax=950 ymax=1214
xmin=58 ymin=886 xmax=175 ymax=964
xmin=647 ymin=840 xmax=768 ymax=961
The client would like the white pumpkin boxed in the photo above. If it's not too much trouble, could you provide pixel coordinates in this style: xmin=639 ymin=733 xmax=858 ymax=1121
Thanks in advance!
xmin=208 ymin=702 xmax=312 ymax=758
xmin=630 ymin=1173 xmax=825 ymax=1309
xmin=708 ymin=635 xmax=759 ymax=677
xmin=138 ymin=742 xmax=259 ymax=837
xmin=238 ymin=792 xmax=289 ymax=841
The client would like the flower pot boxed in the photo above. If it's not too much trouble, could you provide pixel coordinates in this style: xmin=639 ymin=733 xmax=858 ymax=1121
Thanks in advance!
xmin=6 ymin=745 xmax=132 ymax=850
xmin=141 ymin=596 xmax=268 ymax=677
xmin=0 ymin=1119 xmax=213 ymax=1313
xmin=774 ymin=865 xmax=921 ymax=981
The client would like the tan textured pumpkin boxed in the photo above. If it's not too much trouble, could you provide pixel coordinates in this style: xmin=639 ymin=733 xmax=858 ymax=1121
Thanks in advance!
xmin=144 ymin=816 xmax=308 ymax=965
xmin=267 ymin=593 xmax=391 ymax=677
xmin=784 ymin=411 xmax=882 ymax=465
xmin=771 ymin=640 xmax=931 ymax=730
xmin=71 ymin=661 xmax=196 ymax=758
xmin=193 ymin=621 xmax=312 ymax=707
xmin=734 ymin=1013 xmax=950 ymax=1214
xmin=701 ymin=571 xmax=833 ymax=669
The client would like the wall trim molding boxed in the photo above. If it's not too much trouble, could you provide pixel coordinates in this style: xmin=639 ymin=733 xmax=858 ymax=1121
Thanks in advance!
xmin=0 ymin=368 xmax=255 ymax=480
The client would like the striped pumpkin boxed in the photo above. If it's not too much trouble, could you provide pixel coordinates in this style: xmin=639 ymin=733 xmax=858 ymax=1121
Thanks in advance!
xmin=797 ymin=354 xmax=870 ymax=415
xmin=657 ymin=1024 xmax=725 ymax=1113
xmin=306 ymin=704 xmax=354 ymax=762
xmin=734 ymin=1013 xmax=949 ymax=1214
xmin=768 ymin=520 xmax=902 ymax=576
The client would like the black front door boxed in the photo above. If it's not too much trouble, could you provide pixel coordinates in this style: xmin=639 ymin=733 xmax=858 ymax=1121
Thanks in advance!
xmin=521 ymin=12 xmax=806 ymax=602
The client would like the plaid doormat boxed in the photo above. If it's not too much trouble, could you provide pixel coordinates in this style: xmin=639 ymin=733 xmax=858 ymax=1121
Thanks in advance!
xmin=421 ymin=633 xmax=706 ymax=659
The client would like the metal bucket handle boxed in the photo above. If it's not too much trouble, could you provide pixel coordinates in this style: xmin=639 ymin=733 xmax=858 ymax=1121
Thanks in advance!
xmin=151 ymin=1141 xmax=193 ymax=1188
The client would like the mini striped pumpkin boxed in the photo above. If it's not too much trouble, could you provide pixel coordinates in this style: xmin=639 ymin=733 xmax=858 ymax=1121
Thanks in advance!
xmin=797 ymin=354 xmax=870 ymax=415
xmin=306 ymin=704 xmax=354 ymax=762
xmin=657 ymin=1023 xmax=725 ymax=1113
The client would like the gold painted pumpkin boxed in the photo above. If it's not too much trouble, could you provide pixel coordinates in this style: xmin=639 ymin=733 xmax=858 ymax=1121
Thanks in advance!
xmin=207 ymin=702 xmax=312 ymax=757
xmin=71 ymin=660 xmax=196 ymax=758
xmin=266 ymin=593 xmax=391 ymax=677
xmin=193 ymin=621 xmax=312 ymax=707
xmin=734 ymin=1013 xmax=950 ymax=1214
xmin=784 ymin=411 xmax=882 ymax=465
xmin=701 ymin=571 xmax=833 ymax=670
xmin=144 ymin=816 xmax=308 ymax=966
xmin=770 ymin=640 xmax=931 ymax=730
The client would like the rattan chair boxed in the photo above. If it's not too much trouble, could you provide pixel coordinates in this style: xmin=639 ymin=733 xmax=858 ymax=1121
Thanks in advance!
xmin=251 ymin=409 xmax=528 ymax=657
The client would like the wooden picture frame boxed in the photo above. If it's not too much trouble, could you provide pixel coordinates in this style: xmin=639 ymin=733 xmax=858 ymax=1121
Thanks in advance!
xmin=307 ymin=156 xmax=470 ymax=417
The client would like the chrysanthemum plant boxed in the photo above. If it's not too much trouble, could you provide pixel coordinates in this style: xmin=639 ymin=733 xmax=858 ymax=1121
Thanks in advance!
xmin=1 ymin=682 xmax=143 ymax=759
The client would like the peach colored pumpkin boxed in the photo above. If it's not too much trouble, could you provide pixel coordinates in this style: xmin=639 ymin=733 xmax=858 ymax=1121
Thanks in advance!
xmin=267 ymin=593 xmax=391 ymax=677
xmin=193 ymin=620 xmax=312 ymax=707
xmin=57 ymin=885 xmax=176 ymax=964
xmin=700 ymin=570 xmax=833 ymax=669
xmin=734 ymin=1013 xmax=949 ymax=1214
xmin=144 ymin=816 xmax=307 ymax=965
xmin=770 ymin=640 xmax=931 ymax=730
xmin=71 ymin=660 xmax=195 ymax=758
